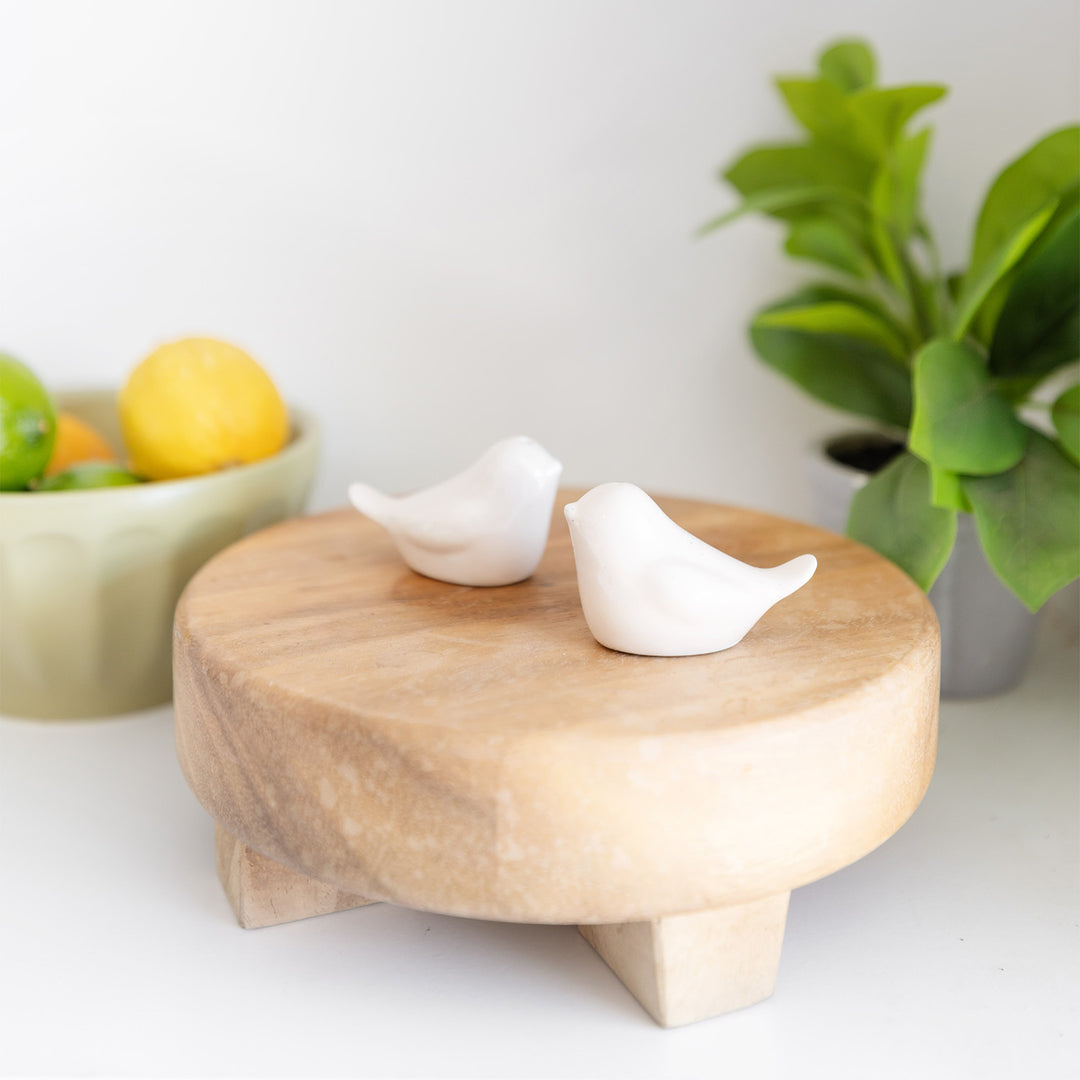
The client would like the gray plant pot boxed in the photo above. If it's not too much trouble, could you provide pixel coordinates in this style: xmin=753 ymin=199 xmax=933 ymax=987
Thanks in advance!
xmin=806 ymin=434 xmax=1039 ymax=699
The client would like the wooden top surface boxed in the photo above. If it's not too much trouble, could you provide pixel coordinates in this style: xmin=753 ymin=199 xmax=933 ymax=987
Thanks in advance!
xmin=176 ymin=492 xmax=933 ymax=734
xmin=173 ymin=492 xmax=940 ymax=923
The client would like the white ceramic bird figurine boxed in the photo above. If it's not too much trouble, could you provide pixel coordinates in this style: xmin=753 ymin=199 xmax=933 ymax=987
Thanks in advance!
xmin=349 ymin=436 xmax=563 ymax=587
xmin=564 ymin=483 xmax=817 ymax=656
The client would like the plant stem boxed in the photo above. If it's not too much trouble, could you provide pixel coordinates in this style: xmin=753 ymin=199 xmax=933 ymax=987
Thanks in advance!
xmin=872 ymin=220 xmax=938 ymax=347
xmin=916 ymin=218 xmax=950 ymax=325
xmin=897 ymin=246 xmax=936 ymax=341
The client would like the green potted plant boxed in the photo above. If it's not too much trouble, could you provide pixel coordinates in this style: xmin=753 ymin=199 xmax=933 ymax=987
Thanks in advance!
xmin=703 ymin=38 xmax=1079 ymax=697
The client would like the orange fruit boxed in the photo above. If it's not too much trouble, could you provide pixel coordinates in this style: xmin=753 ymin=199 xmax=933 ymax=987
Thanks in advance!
xmin=46 ymin=412 xmax=117 ymax=476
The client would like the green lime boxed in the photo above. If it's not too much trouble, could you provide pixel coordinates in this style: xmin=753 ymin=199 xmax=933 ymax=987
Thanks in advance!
xmin=0 ymin=354 xmax=58 ymax=491
xmin=35 ymin=462 xmax=145 ymax=491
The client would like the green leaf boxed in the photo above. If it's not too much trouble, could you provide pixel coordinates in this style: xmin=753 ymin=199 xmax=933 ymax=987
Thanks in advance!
xmin=970 ymin=279 xmax=1011 ymax=347
xmin=847 ymin=451 xmax=957 ymax=590
xmin=930 ymin=466 xmax=972 ymax=511
xmin=766 ymin=283 xmax=914 ymax=347
xmin=1052 ymin=383 xmax=1080 ymax=465
xmin=784 ymin=217 xmax=873 ymax=276
xmin=750 ymin=287 xmax=913 ymax=427
xmin=951 ymin=203 xmax=1057 ymax=340
xmin=994 ymin=375 xmax=1045 ymax=406
xmin=989 ymin=210 xmax=1080 ymax=379
xmin=871 ymin=128 xmax=931 ymax=238
xmin=756 ymin=300 xmax=909 ymax=361
xmin=818 ymin=40 xmax=876 ymax=94
xmin=767 ymin=282 xmax=903 ymax=318
xmin=724 ymin=143 xmax=875 ymax=204
xmin=962 ymin=431 xmax=1080 ymax=610
xmin=910 ymin=339 xmax=1028 ymax=474
xmin=970 ymin=125 xmax=1080 ymax=278
xmin=775 ymin=78 xmax=879 ymax=159
xmin=848 ymin=85 xmax=947 ymax=148
xmin=970 ymin=180 xmax=1080 ymax=345
xmin=698 ymin=185 xmax=852 ymax=235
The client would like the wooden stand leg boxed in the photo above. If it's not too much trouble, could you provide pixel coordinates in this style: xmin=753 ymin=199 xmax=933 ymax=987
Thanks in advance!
xmin=579 ymin=892 xmax=790 ymax=1027
xmin=215 ymin=824 xmax=377 ymax=929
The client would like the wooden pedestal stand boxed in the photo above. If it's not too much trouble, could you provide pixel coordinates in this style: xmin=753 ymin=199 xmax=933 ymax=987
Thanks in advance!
xmin=174 ymin=492 xmax=938 ymax=1027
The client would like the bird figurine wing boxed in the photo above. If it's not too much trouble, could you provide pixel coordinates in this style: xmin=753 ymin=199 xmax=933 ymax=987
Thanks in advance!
xmin=349 ymin=483 xmax=500 ymax=553
xmin=396 ymin=497 xmax=505 ymax=553
xmin=643 ymin=552 xmax=817 ymax=625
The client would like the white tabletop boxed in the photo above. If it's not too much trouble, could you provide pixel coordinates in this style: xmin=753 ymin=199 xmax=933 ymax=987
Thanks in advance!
xmin=1 ymin=620 xmax=1076 ymax=1080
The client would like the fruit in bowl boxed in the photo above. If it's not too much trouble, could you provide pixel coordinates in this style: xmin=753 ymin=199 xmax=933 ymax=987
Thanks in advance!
xmin=120 ymin=337 xmax=290 ymax=480
xmin=46 ymin=411 xmax=119 ymax=476
xmin=0 ymin=339 xmax=319 ymax=719
xmin=0 ymin=354 xmax=58 ymax=490
xmin=36 ymin=463 xmax=144 ymax=491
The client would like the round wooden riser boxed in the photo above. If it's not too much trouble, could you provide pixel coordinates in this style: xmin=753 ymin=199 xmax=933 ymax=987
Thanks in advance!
xmin=174 ymin=491 xmax=940 ymax=1027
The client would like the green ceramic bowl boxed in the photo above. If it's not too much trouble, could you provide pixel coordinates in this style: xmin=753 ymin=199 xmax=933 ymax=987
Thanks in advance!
xmin=0 ymin=389 xmax=319 ymax=719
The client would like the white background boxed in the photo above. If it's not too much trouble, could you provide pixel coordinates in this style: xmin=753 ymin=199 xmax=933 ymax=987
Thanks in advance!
xmin=2 ymin=0 xmax=1077 ymax=515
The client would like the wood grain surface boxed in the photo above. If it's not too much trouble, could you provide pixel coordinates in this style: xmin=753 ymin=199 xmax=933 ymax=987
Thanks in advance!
xmin=579 ymin=892 xmax=790 ymax=1026
xmin=174 ymin=491 xmax=939 ymax=924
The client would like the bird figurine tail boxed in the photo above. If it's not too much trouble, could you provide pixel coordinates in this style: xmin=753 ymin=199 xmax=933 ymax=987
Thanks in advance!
xmin=766 ymin=554 xmax=818 ymax=601
xmin=347 ymin=482 xmax=398 ymax=529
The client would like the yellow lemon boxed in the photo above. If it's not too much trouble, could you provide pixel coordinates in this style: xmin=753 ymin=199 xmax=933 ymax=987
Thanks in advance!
xmin=119 ymin=338 xmax=288 ymax=480
xmin=46 ymin=412 xmax=117 ymax=476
